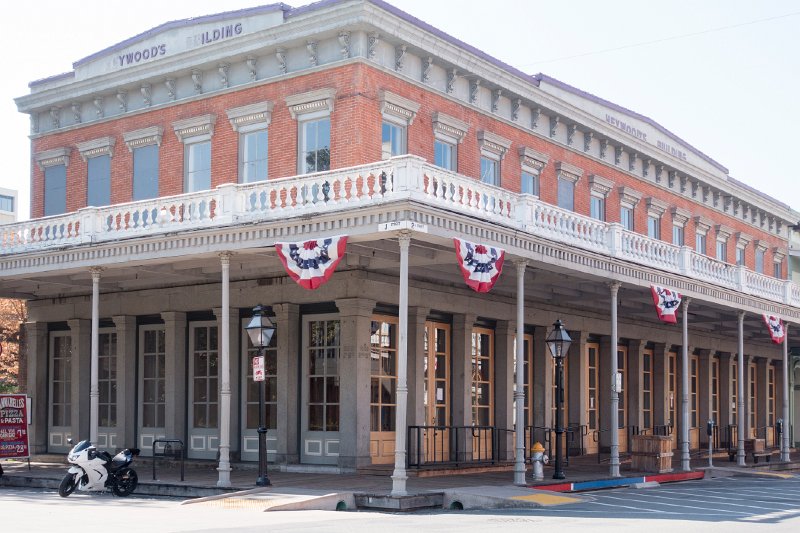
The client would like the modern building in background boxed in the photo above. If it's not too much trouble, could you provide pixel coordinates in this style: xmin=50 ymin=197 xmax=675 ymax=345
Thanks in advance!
xmin=0 ymin=187 xmax=18 ymax=224
xmin=4 ymin=0 xmax=799 ymax=485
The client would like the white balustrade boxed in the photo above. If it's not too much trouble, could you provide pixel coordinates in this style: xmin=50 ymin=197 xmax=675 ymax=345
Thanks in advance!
xmin=0 ymin=154 xmax=797 ymax=308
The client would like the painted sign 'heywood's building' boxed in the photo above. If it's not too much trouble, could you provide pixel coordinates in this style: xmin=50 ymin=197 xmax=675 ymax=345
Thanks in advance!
xmin=8 ymin=0 xmax=800 ymax=489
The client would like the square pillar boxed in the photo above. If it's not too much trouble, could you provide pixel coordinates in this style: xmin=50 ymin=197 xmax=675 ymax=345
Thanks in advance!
xmin=697 ymin=349 xmax=712 ymax=446
xmin=335 ymin=298 xmax=376 ymax=469
xmin=495 ymin=320 xmax=515 ymax=432
xmin=24 ymin=321 xmax=48 ymax=454
xmin=717 ymin=352 xmax=733 ymax=445
xmin=627 ymin=339 xmax=645 ymax=430
xmin=273 ymin=302 xmax=300 ymax=464
xmin=744 ymin=354 xmax=753 ymax=438
xmin=161 ymin=312 xmax=187 ymax=442
xmin=652 ymin=343 xmax=669 ymax=429
xmin=567 ymin=331 xmax=589 ymax=453
xmin=451 ymin=313 xmax=477 ymax=427
xmin=756 ymin=357 xmax=769 ymax=434
xmin=532 ymin=325 xmax=551 ymax=429
xmin=598 ymin=336 xmax=613 ymax=450
xmin=68 ymin=319 xmax=91 ymax=441
xmin=112 ymin=315 xmax=136 ymax=450
xmin=408 ymin=307 xmax=429 ymax=427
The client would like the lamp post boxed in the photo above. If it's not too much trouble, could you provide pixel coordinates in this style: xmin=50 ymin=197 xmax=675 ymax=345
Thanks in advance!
xmin=245 ymin=304 xmax=276 ymax=487
xmin=546 ymin=319 xmax=572 ymax=480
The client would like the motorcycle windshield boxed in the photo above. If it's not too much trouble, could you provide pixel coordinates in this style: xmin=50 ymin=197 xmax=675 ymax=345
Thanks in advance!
xmin=69 ymin=440 xmax=92 ymax=454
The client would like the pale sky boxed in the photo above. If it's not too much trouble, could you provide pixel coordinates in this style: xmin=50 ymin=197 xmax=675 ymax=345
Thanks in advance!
xmin=3 ymin=0 xmax=798 ymax=220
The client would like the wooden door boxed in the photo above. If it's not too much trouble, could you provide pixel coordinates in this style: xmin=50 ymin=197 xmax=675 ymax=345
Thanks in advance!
xmin=617 ymin=346 xmax=628 ymax=451
xmin=668 ymin=351 xmax=678 ymax=449
xmin=585 ymin=342 xmax=599 ymax=454
xmin=369 ymin=315 xmax=398 ymax=464
xmin=690 ymin=355 xmax=699 ymax=449
xmin=471 ymin=327 xmax=494 ymax=460
xmin=423 ymin=321 xmax=450 ymax=462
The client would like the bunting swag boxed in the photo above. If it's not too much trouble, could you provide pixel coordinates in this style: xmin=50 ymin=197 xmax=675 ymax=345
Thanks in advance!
xmin=650 ymin=284 xmax=682 ymax=324
xmin=453 ymin=238 xmax=505 ymax=293
xmin=763 ymin=314 xmax=786 ymax=344
xmin=275 ymin=236 xmax=347 ymax=290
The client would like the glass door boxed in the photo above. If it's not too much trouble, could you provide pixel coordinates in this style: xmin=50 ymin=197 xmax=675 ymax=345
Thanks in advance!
xmin=668 ymin=351 xmax=678 ymax=449
xmin=48 ymin=331 xmax=72 ymax=452
xmin=423 ymin=321 xmax=450 ymax=463
xmin=188 ymin=322 xmax=219 ymax=459
xmin=690 ymin=355 xmax=699 ymax=449
xmin=97 ymin=329 xmax=118 ymax=450
xmin=471 ymin=328 xmax=494 ymax=460
xmin=585 ymin=343 xmax=599 ymax=454
xmin=138 ymin=325 xmax=165 ymax=456
xmin=301 ymin=315 xmax=341 ymax=464
xmin=642 ymin=348 xmax=653 ymax=433
xmin=749 ymin=362 xmax=757 ymax=438
xmin=369 ymin=315 xmax=398 ymax=464
xmin=617 ymin=346 xmax=627 ymax=451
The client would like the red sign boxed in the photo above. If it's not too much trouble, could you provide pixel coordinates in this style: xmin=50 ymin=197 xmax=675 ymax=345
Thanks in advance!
xmin=0 ymin=394 xmax=29 ymax=459
xmin=252 ymin=356 xmax=265 ymax=382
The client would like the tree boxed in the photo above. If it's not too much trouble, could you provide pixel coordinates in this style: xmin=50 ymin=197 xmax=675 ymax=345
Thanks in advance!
xmin=0 ymin=299 xmax=26 ymax=393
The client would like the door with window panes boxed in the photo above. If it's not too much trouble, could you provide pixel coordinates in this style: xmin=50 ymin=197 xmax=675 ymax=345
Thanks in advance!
xmin=48 ymin=331 xmax=72 ymax=452
xmin=369 ymin=316 xmax=398 ymax=464
xmin=97 ymin=329 xmax=118 ymax=449
xmin=471 ymin=328 xmax=494 ymax=460
xmin=423 ymin=321 xmax=450 ymax=462
xmin=616 ymin=346 xmax=628 ymax=451
xmin=240 ymin=320 xmax=278 ymax=462
xmin=668 ymin=352 xmax=678 ymax=448
xmin=690 ymin=355 xmax=699 ymax=448
xmin=585 ymin=343 xmax=599 ymax=454
xmin=301 ymin=315 xmax=341 ymax=464
xmin=188 ymin=322 xmax=219 ymax=459
xmin=138 ymin=325 xmax=165 ymax=455
xmin=749 ymin=362 xmax=757 ymax=438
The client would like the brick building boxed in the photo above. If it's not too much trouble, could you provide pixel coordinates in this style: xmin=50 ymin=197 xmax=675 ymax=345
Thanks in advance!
xmin=6 ymin=0 xmax=799 ymax=489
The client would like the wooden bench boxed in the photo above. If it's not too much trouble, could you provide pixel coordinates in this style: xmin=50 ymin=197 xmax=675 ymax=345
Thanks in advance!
xmin=751 ymin=451 xmax=773 ymax=464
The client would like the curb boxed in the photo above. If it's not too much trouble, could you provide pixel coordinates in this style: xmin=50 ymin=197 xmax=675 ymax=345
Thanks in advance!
xmin=533 ymin=471 xmax=705 ymax=492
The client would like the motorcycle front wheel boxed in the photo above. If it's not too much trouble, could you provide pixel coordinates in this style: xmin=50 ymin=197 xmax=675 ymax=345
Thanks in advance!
xmin=112 ymin=467 xmax=138 ymax=497
xmin=58 ymin=473 xmax=78 ymax=497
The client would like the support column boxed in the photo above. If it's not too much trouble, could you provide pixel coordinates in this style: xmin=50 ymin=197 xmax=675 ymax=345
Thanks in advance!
xmin=718 ymin=352 xmax=733 ymax=442
xmin=609 ymin=281 xmax=621 ymax=477
xmin=408 ymin=306 xmax=430 ymax=428
xmin=567 ymin=331 xmax=589 ymax=453
xmin=452 ymin=313 xmax=478 ymax=428
xmin=532 ymin=325 xmax=551 ymax=430
xmin=652 ymin=343 xmax=669 ymax=431
xmin=89 ymin=267 xmax=102 ymax=443
xmin=680 ymin=298 xmax=691 ymax=470
xmin=736 ymin=311 xmax=746 ymax=466
xmin=392 ymin=231 xmax=411 ymax=496
xmin=162 ymin=312 xmax=187 ymax=444
xmin=215 ymin=252 xmax=233 ymax=487
xmin=697 ymin=349 xmax=712 ymax=447
xmin=495 ymin=320 xmax=514 ymax=438
xmin=68 ymin=319 xmax=91 ymax=442
xmin=273 ymin=303 xmax=300 ymax=464
xmin=627 ymin=339 xmax=645 ymax=430
xmin=513 ymin=260 xmax=527 ymax=485
xmin=25 ymin=321 xmax=48 ymax=454
xmin=112 ymin=315 xmax=136 ymax=450
xmin=335 ymin=297 xmax=376 ymax=470
xmin=755 ymin=357 xmax=769 ymax=439
xmin=782 ymin=326 xmax=791 ymax=461
xmin=744 ymin=354 xmax=754 ymax=439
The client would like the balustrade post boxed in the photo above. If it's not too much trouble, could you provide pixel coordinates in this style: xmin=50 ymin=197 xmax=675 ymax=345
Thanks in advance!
xmin=393 ymin=155 xmax=425 ymax=195
xmin=79 ymin=207 xmax=99 ymax=242
xmin=214 ymin=183 xmax=238 ymax=224
xmin=516 ymin=195 xmax=537 ymax=229
xmin=783 ymin=280 xmax=793 ymax=305
xmin=607 ymin=223 xmax=623 ymax=258
xmin=678 ymin=245 xmax=692 ymax=275
xmin=734 ymin=264 xmax=747 ymax=293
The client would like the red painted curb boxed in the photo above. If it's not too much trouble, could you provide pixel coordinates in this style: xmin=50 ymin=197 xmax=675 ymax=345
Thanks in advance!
xmin=535 ymin=483 xmax=572 ymax=492
xmin=646 ymin=471 xmax=705 ymax=483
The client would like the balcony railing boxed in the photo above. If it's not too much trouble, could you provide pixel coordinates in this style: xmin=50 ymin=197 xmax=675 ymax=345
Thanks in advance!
xmin=1 ymin=155 xmax=797 ymax=307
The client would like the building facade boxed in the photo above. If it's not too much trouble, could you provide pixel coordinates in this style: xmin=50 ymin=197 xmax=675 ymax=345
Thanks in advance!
xmin=0 ymin=187 xmax=18 ymax=225
xmin=7 ymin=0 xmax=799 ymax=486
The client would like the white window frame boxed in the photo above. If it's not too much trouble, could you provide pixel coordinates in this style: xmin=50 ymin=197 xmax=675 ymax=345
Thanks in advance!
xmin=124 ymin=126 xmax=163 ymax=201
xmin=173 ymin=114 xmax=216 ymax=193
xmin=227 ymin=101 xmax=274 ymax=183
xmin=77 ymin=136 xmax=115 ymax=208
xmin=433 ymin=112 xmax=468 ymax=171
xmin=589 ymin=175 xmax=612 ymax=222
xmin=477 ymin=130 xmax=511 ymax=187
xmin=35 ymin=147 xmax=71 ymax=217
xmin=519 ymin=147 xmax=547 ymax=196
xmin=618 ymin=186 xmax=642 ymax=232
xmin=736 ymin=232 xmax=751 ymax=267
xmin=694 ymin=216 xmax=712 ymax=255
xmin=286 ymin=88 xmax=336 ymax=174
xmin=715 ymin=225 xmax=733 ymax=263
xmin=773 ymin=248 xmax=786 ymax=279
xmin=380 ymin=90 xmax=419 ymax=160
xmin=646 ymin=198 xmax=667 ymax=240
xmin=671 ymin=207 xmax=690 ymax=247
xmin=556 ymin=161 xmax=582 ymax=212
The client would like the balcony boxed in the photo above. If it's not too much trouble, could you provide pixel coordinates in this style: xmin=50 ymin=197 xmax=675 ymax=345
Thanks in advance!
xmin=1 ymin=155 xmax=796 ymax=307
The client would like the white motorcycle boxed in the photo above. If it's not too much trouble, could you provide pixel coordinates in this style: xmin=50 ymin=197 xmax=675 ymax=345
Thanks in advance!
xmin=58 ymin=439 xmax=140 ymax=497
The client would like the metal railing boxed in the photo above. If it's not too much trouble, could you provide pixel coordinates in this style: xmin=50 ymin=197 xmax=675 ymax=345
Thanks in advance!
xmin=152 ymin=438 xmax=185 ymax=481
xmin=407 ymin=425 xmax=509 ymax=468
xmin=594 ymin=425 xmax=641 ymax=464
xmin=524 ymin=425 xmax=587 ymax=467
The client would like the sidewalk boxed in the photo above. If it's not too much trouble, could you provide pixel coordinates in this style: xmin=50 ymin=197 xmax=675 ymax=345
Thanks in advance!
xmin=1 ymin=450 xmax=796 ymax=510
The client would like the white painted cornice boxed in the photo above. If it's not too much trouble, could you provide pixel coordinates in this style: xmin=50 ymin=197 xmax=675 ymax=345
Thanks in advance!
xmin=285 ymin=88 xmax=336 ymax=119
xmin=226 ymin=101 xmax=274 ymax=132
xmin=76 ymin=136 xmax=115 ymax=161
xmin=34 ymin=147 xmax=70 ymax=170
xmin=123 ymin=126 xmax=164 ymax=151
xmin=589 ymin=175 xmax=614 ymax=196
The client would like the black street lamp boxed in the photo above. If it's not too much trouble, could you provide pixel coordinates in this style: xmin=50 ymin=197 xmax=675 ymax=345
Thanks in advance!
xmin=245 ymin=304 xmax=276 ymax=487
xmin=545 ymin=319 xmax=572 ymax=480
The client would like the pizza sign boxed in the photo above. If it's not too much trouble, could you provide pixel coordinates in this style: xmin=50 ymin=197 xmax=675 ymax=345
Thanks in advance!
xmin=252 ymin=356 xmax=265 ymax=382
xmin=0 ymin=394 xmax=30 ymax=459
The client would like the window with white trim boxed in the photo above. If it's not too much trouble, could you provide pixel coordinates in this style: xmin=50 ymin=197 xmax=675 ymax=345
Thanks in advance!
xmin=646 ymin=198 xmax=667 ymax=241
xmin=77 ymin=136 xmax=115 ymax=208
xmin=774 ymin=261 xmax=782 ymax=279
xmin=589 ymin=175 xmax=612 ymax=222
xmin=694 ymin=216 xmax=712 ymax=256
xmin=35 ymin=148 xmax=70 ymax=216
xmin=618 ymin=187 xmax=641 ymax=232
xmin=755 ymin=244 xmax=766 ymax=273
xmin=477 ymin=130 xmax=511 ymax=187
xmin=433 ymin=112 xmax=468 ymax=172
xmin=286 ymin=89 xmax=336 ymax=174
xmin=714 ymin=225 xmax=732 ymax=263
xmin=735 ymin=232 xmax=751 ymax=267
xmin=227 ymin=102 xmax=274 ymax=183
xmin=671 ymin=207 xmax=690 ymax=247
xmin=0 ymin=195 xmax=13 ymax=213
xmin=173 ymin=114 xmax=216 ymax=193
xmin=379 ymin=91 xmax=418 ymax=160
xmin=736 ymin=247 xmax=746 ymax=266
xmin=519 ymin=147 xmax=547 ymax=196
xmin=773 ymin=249 xmax=785 ymax=279
xmin=556 ymin=161 xmax=582 ymax=212
xmin=124 ymin=126 xmax=162 ymax=201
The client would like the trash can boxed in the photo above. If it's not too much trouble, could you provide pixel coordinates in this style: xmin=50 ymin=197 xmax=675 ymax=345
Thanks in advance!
xmin=631 ymin=434 xmax=673 ymax=473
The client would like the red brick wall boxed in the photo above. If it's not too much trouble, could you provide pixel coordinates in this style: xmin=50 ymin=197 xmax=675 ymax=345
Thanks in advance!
xmin=29 ymin=62 xmax=786 ymax=274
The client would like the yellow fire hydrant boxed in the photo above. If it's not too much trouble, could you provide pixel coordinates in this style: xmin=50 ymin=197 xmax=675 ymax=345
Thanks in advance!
xmin=531 ymin=441 xmax=547 ymax=481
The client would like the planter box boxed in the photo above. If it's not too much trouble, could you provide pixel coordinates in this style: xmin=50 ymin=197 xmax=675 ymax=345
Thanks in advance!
xmin=631 ymin=434 xmax=673 ymax=473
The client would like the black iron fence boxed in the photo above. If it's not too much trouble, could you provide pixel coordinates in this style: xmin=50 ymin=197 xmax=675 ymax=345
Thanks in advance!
xmin=407 ymin=425 xmax=513 ymax=468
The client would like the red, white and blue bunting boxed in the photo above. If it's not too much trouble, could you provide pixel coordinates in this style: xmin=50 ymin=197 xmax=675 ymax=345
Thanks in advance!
xmin=762 ymin=314 xmax=786 ymax=344
xmin=453 ymin=238 xmax=505 ymax=293
xmin=275 ymin=236 xmax=347 ymax=290
xmin=650 ymin=284 xmax=682 ymax=324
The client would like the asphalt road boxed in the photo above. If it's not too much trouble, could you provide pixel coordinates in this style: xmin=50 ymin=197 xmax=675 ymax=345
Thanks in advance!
xmin=1 ymin=474 xmax=798 ymax=532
